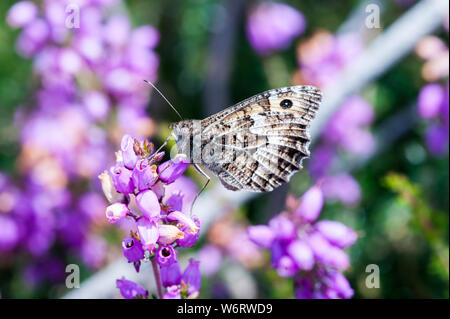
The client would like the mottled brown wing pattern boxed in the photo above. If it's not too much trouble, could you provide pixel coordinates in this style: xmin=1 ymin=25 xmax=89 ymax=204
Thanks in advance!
xmin=200 ymin=85 xmax=322 ymax=192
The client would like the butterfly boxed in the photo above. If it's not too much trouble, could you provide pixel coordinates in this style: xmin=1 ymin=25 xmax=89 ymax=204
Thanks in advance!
xmin=166 ymin=85 xmax=323 ymax=197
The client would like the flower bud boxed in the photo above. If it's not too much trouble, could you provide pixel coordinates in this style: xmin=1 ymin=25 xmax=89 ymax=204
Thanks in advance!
xmin=167 ymin=211 xmax=198 ymax=234
xmin=158 ymin=154 xmax=190 ymax=184
xmin=110 ymin=164 xmax=135 ymax=194
xmin=105 ymin=202 xmax=129 ymax=223
xmin=132 ymin=159 xmax=158 ymax=191
xmin=136 ymin=217 xmax=158 ymax=251
xmin=176 ymin=216 xmax=200 ymax=247
xmin=98 ymin=171 xmax=125 ymax=203
xmin=121 ymin=135 xmax=138 ymax=169
xmin=247 ymin=225 xmax=275 ymax=249
xmin=158 ymin=224 xmax=184 ymax=245
xmin=314 ymin=220 xmax=358 ymax=249
xmin=295 ymin=184 xmax=324 ymax=222
xmin=287 ymin=239 xmax=314 ymax=271
xmin=136 ymin=190 xmax=160 ymax=219
xmin=116 ymin=277 xmax=148 ymax=299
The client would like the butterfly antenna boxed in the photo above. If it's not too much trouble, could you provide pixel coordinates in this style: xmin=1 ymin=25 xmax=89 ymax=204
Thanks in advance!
xmin=143 ymin=79 xmax=184 ymax=121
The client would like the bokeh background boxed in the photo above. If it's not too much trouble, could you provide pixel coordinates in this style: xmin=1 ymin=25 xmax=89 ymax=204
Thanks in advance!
xmin=0 ymin=0 xmax=448 ymax=298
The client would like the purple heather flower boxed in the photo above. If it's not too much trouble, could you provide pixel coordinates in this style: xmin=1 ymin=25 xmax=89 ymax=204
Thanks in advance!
xmin=81 ymin=235 xmax=107 ymax=269
xmin=182 ymin=259 xmax=201 ymax=296
xmin=160 ymin=262 xmax=182 ymax=287
xmin=324 ymin=270 xmax=354 ymax=299
xmin=294 ymin=277 xmax=314 ymax=299
xmin=16 ymin=18 xmax=50 ymax=57
xmin=418 ymin=83 xmax=446 ymax=119
xmin=132 ymin=159 xmax=158 ymax=191
xmin=198 ymin=244 xmax=223 ymax=276
xmin=0 ymin=215 xmax=19 ymax=251
xmin=176 ymin=216 xmax=200 ymax=247
xmin=248 ymin=186 xmax=357 ymax=298
xmin=164 ymin=191 xmax=183 ymax=212
xmin=151 ymin=181 xmax=166 ymax=201
xmin=110 ymin=164 xmax=135 ymax=194
xmin=277 ymin=255 xmax=298 ymax=278
xmin=163 ymin=176 xmax=197 ymax=214
xmin=131 ymin=25 xmax=159 ymax=51
xmin=287 ymin=239 xmax=314 ymax=271
xmin=82 ymin=91 xmax=110 ymax=121
xmin=155 ymin=245 xmax=178 ymax=267
xmin=247 ymin=225 xmax=275 ymax=249
xmin=307 ymin=232 xmax=350 ymax=270
xmin=136 ymin=190 xmax=161 ymax=219
xmin=6 ymin=1 xmax=38 ymax=28
xmin=121 ymin=135 xmax=139 ymax=170
xmin=314 ymin=220 xmax=358 ymax=249
xmin=158 ymin=224 xmax=185 ymax=245
xmin=323 ymin=95 xmax=375 ymax=156
xmin=246 ymin=2 xmax=306 ymax=55
xmin=163 ymin=285 xmax=181 ymax=299
xmin=122 ymin=236 xmax=145 ymax=263
xmin=103 ymin=14 xmax=130 ymax=48
xmin=136 ymin=217 xmax=159 ymax=251
xmin=322 ymin=173 xmax=361 ymax=205
xmin=158 ymin=154 xmax=190 ymax=184
xmin=167 ymin=211 xmax=199 ymax=234
xmin=116 ymin=277 xmax=148 ymax=299
xmin=295 ymin=184 xmax=324 ymax=222
xmin=105 ymin=202 xmax=129 ymax=223
xmin=268 ymin=214 xmax=296 ymax=243
xmin=98 ymin=171 xmax=125 ymax=203
xmin=425 ymin=123 xmax=449 ymax=156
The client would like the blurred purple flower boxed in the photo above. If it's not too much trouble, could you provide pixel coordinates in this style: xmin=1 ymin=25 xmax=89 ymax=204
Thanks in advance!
xmin=198 ymin=244 xmax=223 ymax=276
xmin=248 ymin=185 xmax=357 ymax=299
xmin=163 ymin=285 xmax=181 ymax=299
xmin=418 ymin=83 xmax=446 ymax=119
xmin=0 ymin=215 xmax=19 ymax=251
xmin=6 ymin=1 xmax=38 ymax=28
xmin=116 ymin=277 xmax=148 ymax=299
xmin=182 ymin=259 xmax=202 ymax=297
xmin=321 ymin=173 xmax=362 ymax=205
xmin=246 ymin=2 xmax=306 ymax=55
xmin=418 ymin=82 xmax=449 ymax=156
xmin=295 ymin=184 xmax=324 ymax=222
xmin=323 ymin=95 xmax=375 ymax=156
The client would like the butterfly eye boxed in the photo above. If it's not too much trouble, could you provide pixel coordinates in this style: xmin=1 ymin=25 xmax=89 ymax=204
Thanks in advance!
xmin=280 ymin=99 xmax=293 ymax=108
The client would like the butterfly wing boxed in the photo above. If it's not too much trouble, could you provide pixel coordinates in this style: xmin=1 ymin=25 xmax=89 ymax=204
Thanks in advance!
xmin=200 ymin=85 xmax=322 ymax=192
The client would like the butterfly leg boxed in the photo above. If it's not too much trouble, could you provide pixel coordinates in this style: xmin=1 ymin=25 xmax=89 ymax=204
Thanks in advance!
xmin=190 ymin=163 xmax=210 ymax=214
